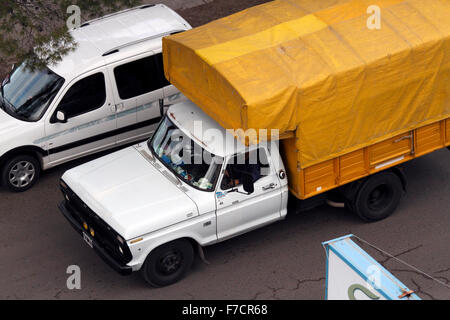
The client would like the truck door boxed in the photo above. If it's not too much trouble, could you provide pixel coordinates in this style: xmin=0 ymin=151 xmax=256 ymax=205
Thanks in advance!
xmin=215 ymin=148 xmax=283 ymax=240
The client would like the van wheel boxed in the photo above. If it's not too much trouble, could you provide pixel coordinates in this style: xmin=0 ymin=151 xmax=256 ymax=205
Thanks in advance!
xmin=352 ymin=171 xmax=403 ymax=222
xmin=141 ymin=239 xmax=194 ymax=287
xmin=1 ymin=155 xmax=40 ymax=192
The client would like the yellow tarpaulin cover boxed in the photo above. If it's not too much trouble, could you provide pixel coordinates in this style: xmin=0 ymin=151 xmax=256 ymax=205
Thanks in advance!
xmin=163 ymin=0 xmax=450 ymax=168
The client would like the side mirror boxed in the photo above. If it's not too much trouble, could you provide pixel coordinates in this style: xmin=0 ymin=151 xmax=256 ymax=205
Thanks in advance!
xmin=242 ymin=173 xmax=255 ymax=195
xmin=56 ymin=111 xmax=67 ymax=123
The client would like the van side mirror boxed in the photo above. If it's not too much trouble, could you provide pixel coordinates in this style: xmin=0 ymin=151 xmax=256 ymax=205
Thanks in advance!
xmin=56 ymin=111 xmax=67 ymax=123
xmin=242 ymin=173 xmax=254 ymax=195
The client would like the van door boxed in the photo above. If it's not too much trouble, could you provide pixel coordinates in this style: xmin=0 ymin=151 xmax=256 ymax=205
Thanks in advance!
xmin=215 ymin=148 xmax=283 ymax=240
xmin=109 ymin=51 xmax=166 ymax=145
xmin=45 ymin=69 xmax=116 ymax=165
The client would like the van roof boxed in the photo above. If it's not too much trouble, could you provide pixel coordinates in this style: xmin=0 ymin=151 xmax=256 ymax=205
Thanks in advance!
xmin=49 ymin=4 xmax=190 ymax=81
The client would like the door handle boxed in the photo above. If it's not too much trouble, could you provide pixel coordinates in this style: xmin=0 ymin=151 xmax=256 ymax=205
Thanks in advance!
xmin=262 ymin=183 xmax=277 ymax=191
xmin=114 ymin=103 xmax=124 ymax=113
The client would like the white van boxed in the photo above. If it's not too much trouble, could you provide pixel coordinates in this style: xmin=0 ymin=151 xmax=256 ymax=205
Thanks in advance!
xmin=0 ymin=4 xmax=191 ymax=191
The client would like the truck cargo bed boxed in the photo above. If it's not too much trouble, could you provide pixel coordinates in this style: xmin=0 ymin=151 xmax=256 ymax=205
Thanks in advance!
xmin=283 ymin=118 xmax=450 ymax=199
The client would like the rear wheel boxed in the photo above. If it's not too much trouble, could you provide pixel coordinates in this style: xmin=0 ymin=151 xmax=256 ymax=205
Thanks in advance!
xmin=141 ymin=239 xmax=194 ymax=287
xmin=1 ymin=155 xmax=40 ymax=192
xmin=351 ymin=171 xmax=403 ymax=222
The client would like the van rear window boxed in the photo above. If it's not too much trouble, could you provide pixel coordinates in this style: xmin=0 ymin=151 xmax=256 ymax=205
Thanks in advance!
xmin=114 ymin=53 xmax=170 ymax=100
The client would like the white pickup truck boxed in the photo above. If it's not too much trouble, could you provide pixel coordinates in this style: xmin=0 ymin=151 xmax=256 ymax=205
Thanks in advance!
xmin=59 ymin=101 xmax=289 ymax=287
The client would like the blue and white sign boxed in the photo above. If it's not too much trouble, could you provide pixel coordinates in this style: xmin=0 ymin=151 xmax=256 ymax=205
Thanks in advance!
xmin=322 ymin=235 xmax=421 ymax=300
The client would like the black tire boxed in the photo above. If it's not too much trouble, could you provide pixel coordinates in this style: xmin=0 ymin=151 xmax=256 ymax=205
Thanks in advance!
xmin=141 ymin=239 xmax=194 ymax=287
xmin=352 ymin=171 xmax=403 ymax=222
xmin=1 ymin=155 xmax=41 ymax=192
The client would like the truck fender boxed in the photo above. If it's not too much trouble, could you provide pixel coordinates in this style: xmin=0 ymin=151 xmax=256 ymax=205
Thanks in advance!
xmin=136 ymin=236 xmax=205 ymax=270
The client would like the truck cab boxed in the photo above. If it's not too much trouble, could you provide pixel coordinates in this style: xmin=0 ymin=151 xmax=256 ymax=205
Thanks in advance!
xmin=59 ymin=101 xmax=288 ymax=286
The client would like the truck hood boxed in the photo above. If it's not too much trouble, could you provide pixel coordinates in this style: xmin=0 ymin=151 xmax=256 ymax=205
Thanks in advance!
xmin=62 ymin=146 xmax=199 ymax=240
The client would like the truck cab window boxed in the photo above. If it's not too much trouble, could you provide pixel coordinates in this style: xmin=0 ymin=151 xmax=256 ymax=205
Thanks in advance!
xmin=56 ymin=73 xmax=106 ymax=120
xmin=114 ymin=53 xmax=169 ymax=100
xmin=149 ymin=116 xmax=223 ymax=191
xmin=221 ymin=148 xmax=270 ymax=190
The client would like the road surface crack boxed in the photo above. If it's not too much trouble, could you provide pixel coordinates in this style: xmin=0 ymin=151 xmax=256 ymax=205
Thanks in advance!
xmin=291 ymin=276 xmax=326 ymax=292
xmin=434 ymin=267 xmax=450 ymax=274
xmin=409 ymin=278 xmax=437 ymax=300
xmin=378 ymin=244 xmax=423 ymax=265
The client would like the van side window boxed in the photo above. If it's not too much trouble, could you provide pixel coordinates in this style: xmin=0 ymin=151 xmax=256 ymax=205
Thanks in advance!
xmin=221 ymin=148 xmax=270 ymax=190
xmin=114 ymin=53 xmax=169 ymax=100
xmin=57 ymin=73 xmax=106 ymax=119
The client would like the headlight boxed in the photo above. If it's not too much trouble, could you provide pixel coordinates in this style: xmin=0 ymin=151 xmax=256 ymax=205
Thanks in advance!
xmin=118 ymin=246 xmax=124 ymax=255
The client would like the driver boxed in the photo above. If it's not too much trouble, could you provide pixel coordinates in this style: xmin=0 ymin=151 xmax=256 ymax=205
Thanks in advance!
xmin=222 ymin=153 xmax=262 ymax=189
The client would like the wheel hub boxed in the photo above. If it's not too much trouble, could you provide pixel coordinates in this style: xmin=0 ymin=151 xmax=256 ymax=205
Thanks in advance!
xmin=9 ymin=161 xmax=35 ymax=188
xmin=159 ymin=251 xmax=182 ymax=275
xmin=368 ymin=184 xmax=391 ymax=210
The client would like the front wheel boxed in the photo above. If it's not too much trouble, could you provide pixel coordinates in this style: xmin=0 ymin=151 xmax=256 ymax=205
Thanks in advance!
xmin=141 ymin=239 xmax=194 ymax=287
xmin=352 ymin=171 xmax=403 ymax=222
xmin=1 ymin=155 xmax=41 ymax=192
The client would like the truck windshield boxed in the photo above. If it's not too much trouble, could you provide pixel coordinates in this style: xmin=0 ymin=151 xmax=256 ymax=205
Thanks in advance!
xmin=149 ymin=116 xmax=223 ymax=192
xmin=1 ymin=62 xmax=64 ymax=122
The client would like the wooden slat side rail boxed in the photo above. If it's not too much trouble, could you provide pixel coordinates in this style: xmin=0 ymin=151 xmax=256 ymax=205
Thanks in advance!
xmin=298 ymin=118 xmax=449 ymax=199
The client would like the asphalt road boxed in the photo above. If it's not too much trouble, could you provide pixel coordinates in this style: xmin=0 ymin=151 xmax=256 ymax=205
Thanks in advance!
xmin=0 ymin=148 xmax=448 ymax=300
xmin=0 ymin=0 xmax=449 ymax=301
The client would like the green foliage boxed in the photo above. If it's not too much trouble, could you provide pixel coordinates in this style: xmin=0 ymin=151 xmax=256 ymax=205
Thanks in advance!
xmin=0 ymin=0 xmax=141 ymax=71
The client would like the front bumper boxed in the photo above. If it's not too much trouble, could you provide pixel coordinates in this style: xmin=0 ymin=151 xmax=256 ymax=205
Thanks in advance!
xmin=59 ymin=201 xmax=132 ymax=276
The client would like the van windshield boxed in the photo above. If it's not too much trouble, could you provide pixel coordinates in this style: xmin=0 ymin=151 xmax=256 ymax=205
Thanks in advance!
xmin=149 ymin=116 xmax=223 ymax=192
xmin=0 ymin=62 xmax=64 ymax=122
